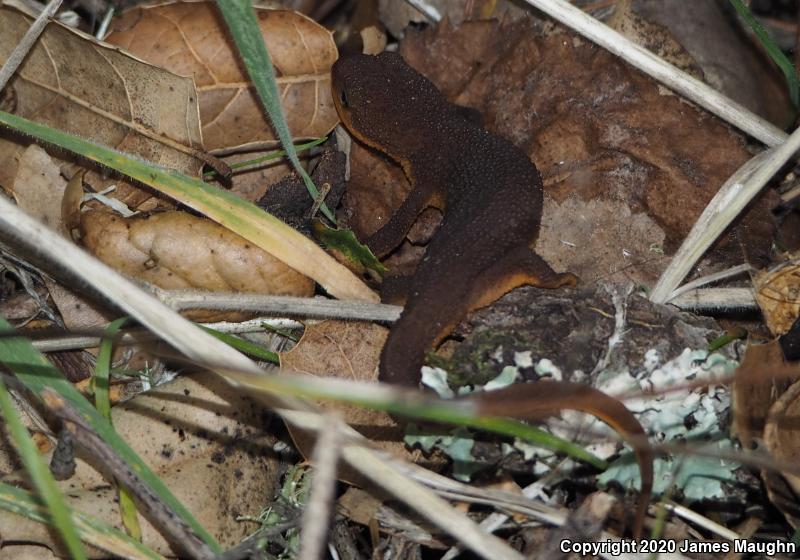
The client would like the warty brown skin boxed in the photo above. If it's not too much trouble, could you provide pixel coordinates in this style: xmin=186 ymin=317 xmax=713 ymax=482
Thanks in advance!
xmin=332 ymin=52 xmax=650 ymax=537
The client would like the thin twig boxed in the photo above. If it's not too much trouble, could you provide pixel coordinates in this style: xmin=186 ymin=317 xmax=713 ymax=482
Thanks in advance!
xmin=0 ymin=0 xmax=62 ymax=91
xmin=663 ymin=502 xmax=740 ymax=541
xmin=29 ymin=317 xmax=304 ymax=353
xmin=153 ymin=288 xmax=402 ymax=323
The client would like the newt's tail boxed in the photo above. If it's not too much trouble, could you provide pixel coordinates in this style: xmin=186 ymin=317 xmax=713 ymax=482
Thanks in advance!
xmin=469 ymin=381 xmax=652 ymax=539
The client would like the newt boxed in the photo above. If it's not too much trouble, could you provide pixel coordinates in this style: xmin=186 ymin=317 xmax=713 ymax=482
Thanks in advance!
xmin=332 ymin=52 xmax=652 ymax=538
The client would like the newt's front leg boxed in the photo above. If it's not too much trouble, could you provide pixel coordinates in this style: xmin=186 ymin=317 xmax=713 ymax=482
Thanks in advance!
xmin=367 ymin=160 xmax=446 ymax=257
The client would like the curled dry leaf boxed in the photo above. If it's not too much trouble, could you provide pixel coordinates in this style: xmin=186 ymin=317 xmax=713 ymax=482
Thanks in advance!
xmin=731 ymin=339 xmax=790 ymax=450
xmin=280 ymin=320 xmax=430 ymax=470
xmin=0 ymin=0 xmax=204 ymax=192
xmin=763 ymin=374 xmax=800 ymax=529
xmin=105 ymin=1 xmax=339 ymax=151
xmin=753 ymin=262 xmax=800 ymax=336
xmin=80 ymin=209 xmax=314 ymax=320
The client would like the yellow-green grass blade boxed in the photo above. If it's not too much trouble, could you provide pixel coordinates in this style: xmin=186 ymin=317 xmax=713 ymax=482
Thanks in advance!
xmin=0 ymin=110 xmax=377 ymax=302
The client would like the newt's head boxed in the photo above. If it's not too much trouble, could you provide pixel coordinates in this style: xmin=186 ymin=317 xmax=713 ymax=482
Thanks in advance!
xmin=332 ymin=52 xmax=445 ymax=158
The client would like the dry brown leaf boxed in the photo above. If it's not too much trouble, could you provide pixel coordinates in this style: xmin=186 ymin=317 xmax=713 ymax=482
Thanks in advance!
xmin=732 ymin=339 xmax=791 ymax=449
xmin=279 ymin=320 xmax=429 ymax=468
xmin=80 ymin=210 xmax=314 ymax=319
xmin=0 ymin=0 xmax=204 ymax=193
xmin=337 ymin=487 xmax=383 ymax=526
xmin=105 ymin=1 xmax=339 ymax=151
xmin=753 ymin=262 xmax=800 ymax=336
xmin=280 ymin=320 xmax=394 ymax=436
xmin=763 ymin=375 xmax=800 ymax=529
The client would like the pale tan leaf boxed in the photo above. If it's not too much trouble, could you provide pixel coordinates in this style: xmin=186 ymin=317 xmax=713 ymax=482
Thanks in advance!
xmin=11 ymin=144 xmax=67 ymax=235
xmin=80 ymin=209 xmax=315 ymax=320
xmin=105 ymin=1 xmax=339 ymax=151
xmin=0 ymin=0 xmax=204 ymax=191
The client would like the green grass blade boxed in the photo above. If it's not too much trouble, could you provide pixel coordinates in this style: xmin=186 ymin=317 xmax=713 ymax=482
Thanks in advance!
xmin=95 ymin=317 xmax=127 ymax=420
xmin=93 ymin=317 xmax=142 ymax=540
xmin=217 ymin=366 xmax=609 ymax=469
xmin=0 ymin=316 xmax=222 ymax=552
xmin=118 ymin=488 xmax=141 ymax=542
xmin=0 ymin=378 xmax=87 ymax=559
xmin=729 ymin=0 xmax=799 ymax=107
xmin=199 ymin=325 xmax=279 ymax=363
xmin=215 ymin=0 xmax=336 ymax=223
xmin=0 ymin=482 xmax=163 ymax=560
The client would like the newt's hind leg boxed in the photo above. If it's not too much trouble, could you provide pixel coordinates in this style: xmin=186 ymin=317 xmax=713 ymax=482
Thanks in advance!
xmin=467 ymin=247 xmax=578 ymax=312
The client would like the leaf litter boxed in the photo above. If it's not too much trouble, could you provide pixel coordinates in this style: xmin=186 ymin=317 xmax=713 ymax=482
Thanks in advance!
xmin=2 ymin=0 xmax=800 ymax=557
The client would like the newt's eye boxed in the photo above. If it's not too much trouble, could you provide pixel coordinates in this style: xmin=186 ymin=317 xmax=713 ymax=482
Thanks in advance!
xmin=339 ymin=89 xmax=349 ymax=108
